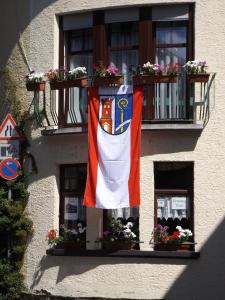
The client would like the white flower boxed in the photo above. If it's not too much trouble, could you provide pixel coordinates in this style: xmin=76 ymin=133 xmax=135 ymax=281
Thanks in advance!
xmin=184 ymin=229 xmax=192 ymax=237
xmin=78 ymin=227 xmax=86 ymax=234
xmin=124 ymin=222 xmax=133 ymax=229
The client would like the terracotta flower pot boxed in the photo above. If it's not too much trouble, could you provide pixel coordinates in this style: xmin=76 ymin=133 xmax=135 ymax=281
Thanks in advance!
xmin=50 ymin=77 xmax=88 ymax=90
xmin=133 ymin=74 xmax=178 ymax=85
xmin=93 ymin=75 xmax=124 ymax=86
xmin=102 ymin=241 xmax=135 ymax=251
xmin=26 ymin=81 xmax=46 ymax=91
xmin=187 ymin=73 xmax=210 ymax=83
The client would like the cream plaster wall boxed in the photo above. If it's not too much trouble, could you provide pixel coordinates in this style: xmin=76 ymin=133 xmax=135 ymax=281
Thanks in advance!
xmin=2 ymin=0 xmax=225 ymax=299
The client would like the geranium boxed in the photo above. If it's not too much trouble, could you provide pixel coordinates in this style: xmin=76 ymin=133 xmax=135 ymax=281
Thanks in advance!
xmin=99 ymin=218 xmax=138 ymax=242
xmin=46 ymin=228 xmax=64 ymax=246
xmin=183 ymin=60 xmax=208 ymax=74
xmin=151 ymin=225 xmax=193 ymax=245
xmin=142 ymin=61 xmax=164 ymax=75
xmin=93 ymin=64 xmax=120 ymax=77
xmin=26 ymin=72 xmax=45 ymax=83
xmin=165 ymin=63 xmax=179 ymax=75
xmin=46 ymin=66 xmax=87 ymax=81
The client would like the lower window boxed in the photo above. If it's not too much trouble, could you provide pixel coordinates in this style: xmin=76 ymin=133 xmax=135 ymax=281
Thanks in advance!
xmin=59 ymin=164 xmax=87 ymax=249
xmin=154 ymin=162 xmax=194 ymax=251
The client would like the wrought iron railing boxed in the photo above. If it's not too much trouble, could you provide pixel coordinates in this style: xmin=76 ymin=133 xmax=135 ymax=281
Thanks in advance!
xmin=31 ymin=73 xmax=215 ymax=129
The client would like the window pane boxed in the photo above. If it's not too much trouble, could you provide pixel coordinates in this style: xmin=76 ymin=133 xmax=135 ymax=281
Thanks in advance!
xmin=156 ymin=24 xmax=187 ymax=44
xmin=157 ymin=195 xmax=190 ymax=220
xmin=110 ymin=22 xmax=138 ymax=47
xmin=71 ymin=29 xmax=93 ymax=52
xmin=63 ymin=165 xmax=86 ymax=192
xmin=155 ymin=47 xmax=186 ymax=119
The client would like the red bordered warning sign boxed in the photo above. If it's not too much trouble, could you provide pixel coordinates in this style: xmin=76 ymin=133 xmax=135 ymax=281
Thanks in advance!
xmin=0 ymin=158 xmax=21 ymax=180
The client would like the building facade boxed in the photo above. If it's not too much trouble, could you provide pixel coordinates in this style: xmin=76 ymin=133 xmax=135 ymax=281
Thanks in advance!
xmin=1 ymin=1 xmax=225 ymax=299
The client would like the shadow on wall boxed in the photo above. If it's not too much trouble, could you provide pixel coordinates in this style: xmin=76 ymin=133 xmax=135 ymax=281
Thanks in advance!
xmin=0 ymin=0 xmax=57 ymax=66
xmin=164 ymin=217 xmax=225 ymax=300
xmin=31 ymin=217 xmax=225 ymax=300
xmin=141 ymin=130 xmax=201 ymax=156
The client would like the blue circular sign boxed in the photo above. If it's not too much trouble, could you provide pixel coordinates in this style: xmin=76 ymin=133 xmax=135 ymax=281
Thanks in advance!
xmin=0 ymin=158 xmax=21 ymax=180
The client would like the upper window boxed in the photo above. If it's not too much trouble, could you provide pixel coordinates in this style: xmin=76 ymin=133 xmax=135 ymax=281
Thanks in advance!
xmin=108 ymin=22 xmax=139 ymax=84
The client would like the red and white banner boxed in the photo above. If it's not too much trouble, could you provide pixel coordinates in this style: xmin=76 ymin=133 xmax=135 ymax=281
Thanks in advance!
xmin=84 ymin=85 xmax=143 ymax=209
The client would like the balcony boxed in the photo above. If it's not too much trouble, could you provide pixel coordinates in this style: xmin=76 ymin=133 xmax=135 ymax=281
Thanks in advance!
xmin=30 ymin=74 xmax=215 ymax=136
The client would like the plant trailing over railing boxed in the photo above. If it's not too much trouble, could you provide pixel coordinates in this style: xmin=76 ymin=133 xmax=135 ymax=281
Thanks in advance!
xmin=132 ymin=61 xmax=179 ymax=84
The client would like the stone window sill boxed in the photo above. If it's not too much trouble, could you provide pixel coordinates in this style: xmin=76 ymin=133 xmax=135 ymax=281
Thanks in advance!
xmin=46 ymin=248 xmax=200 ymax=259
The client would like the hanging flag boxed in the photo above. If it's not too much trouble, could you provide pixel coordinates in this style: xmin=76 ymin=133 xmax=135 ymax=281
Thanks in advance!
xmin=84 ymin=85 xmax=143 ymax=209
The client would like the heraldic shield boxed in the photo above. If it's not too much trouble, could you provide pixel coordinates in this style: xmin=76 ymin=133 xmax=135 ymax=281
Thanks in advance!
xmin=99 ymin=92 xmax=132 ymax=135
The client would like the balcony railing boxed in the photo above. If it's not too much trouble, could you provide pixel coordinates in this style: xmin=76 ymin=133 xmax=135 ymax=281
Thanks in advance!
xmin=31 ymin=73 xmax=215 ymax=132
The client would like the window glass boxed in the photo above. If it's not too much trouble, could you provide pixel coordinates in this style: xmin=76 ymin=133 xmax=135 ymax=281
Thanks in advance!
xmin=61 ymin=165 xmax=86 ymax=231
xmin=154 ymin=23 xmax=188 ymax=120
xmin=68 ymin=28 xmax=93 ymax=124
xmin=156 ymin=24 xmax=187 ymax=44
xmin=109 ymin=22 xmax=139 ymax=84
xmin=154 ymin=162 xmax=193 ymax=238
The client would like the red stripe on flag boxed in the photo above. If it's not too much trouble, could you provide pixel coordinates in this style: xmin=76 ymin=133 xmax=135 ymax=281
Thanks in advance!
xmin=84 ymin=87 xmax=99 ymax=207
xmin=128 ymin=86 xmax=143 ymax=206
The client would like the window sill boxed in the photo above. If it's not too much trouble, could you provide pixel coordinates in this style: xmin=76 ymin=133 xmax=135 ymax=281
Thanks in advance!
xmin=46 ymin=248 xmax=200 ymax=259
xmin=41 ymin=123 xmax=203 ymax=136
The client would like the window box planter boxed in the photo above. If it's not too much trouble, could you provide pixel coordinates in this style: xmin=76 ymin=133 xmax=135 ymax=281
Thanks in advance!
xmin=50 ymin=77 xmax=88 ymax=90
xmin=187 ymin=73 xmax=210 ymax=83
xmin=133 ymin=74 xmax=178 ymax=85
xmin=102 ymin=241 xmax=135 ymax=251
xmin=154 ymin=242 xmax=193 ymax=251
xmin=26 ymin=82 xmax=46 ymax=91
xmin=93 ymin=75 xmax=124 ymax=86
xmin=47 ymin=241 xmax=86 ymax=254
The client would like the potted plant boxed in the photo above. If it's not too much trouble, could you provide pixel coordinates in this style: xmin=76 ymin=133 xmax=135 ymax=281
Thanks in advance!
xmin=98 ymin=218 xmax=138 ymax=251
xmin=150 ymin=225 xmax=193 ymax=251
xmin=183 ymin=60 xmax=209 ymax=82
xmin=46 ymin=222 xmax=86 ymax=254
xmin=132 ymin=62 xmax=179 ymax=85
xmin=25 ymin=72 xmax=46 ymax=91
xmin=47 ymin=66 xmax=88 ymax=90
xmin=93 ymin=64 xmax=124 ymax=86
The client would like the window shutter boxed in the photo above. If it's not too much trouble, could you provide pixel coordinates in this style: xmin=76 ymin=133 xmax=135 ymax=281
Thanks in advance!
xmin=152 ymin=5 xmax=189 ymax=21
xmin=63 ymin=12 xmax=93 ymax=30
xmin=105 ymin=8 xmax=139 ymax=23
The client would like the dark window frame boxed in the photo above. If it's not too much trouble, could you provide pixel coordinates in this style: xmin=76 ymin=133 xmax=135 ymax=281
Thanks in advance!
xmin=154 ymin=162 xmax=194 ymax=250
xmin=59 ymin=163 xmax=87 ymax=227
xmin=58 ymin=4 xmax=194 ymax=127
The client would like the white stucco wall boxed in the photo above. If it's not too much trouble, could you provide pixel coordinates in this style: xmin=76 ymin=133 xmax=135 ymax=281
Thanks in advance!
xmin=2 ymin=0 xmax=225 ymax=299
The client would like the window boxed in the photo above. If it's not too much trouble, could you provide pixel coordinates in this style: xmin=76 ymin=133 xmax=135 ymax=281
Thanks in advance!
xmin=154 ymin=162 xmax=194 ymax=249
xmin=61 ymin=4 xmax=193 ymax=126
xmin=67 ymin=28 xmax=93 ymax=124
xmin=60 ymin=164 xmax=87 ymax=235
xmin=154 ymin=22 xmax=188 ymax=120
xmin=108 ymin=22 xmax=139 ymax=84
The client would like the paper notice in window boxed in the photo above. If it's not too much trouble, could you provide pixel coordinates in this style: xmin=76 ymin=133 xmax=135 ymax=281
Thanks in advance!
xmin=157 ymin=198 xmax=165 ymax=208
xmin=64 ymin=197 xmax=78 ymax=220
xmin=171 ymin=197 xmax=187 ymax=210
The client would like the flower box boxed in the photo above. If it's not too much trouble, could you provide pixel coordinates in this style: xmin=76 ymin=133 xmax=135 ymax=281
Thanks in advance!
xmin=154 ymin=243 xmax=192 ymax=251
xmin=26 ymin=82 xmax=46 ymax=91
xmin=50 ymin=77 xmax=88 ymax=90
xmin=133 ymin=75 xmax=178 ymax=85
xmin=102 ymin=241 xmax=135 ymax=251
xmin=54 ymin=241 xmax=86 ymax=251
xmin=93 ymin=75 xmax=124 ymax=86
xmin=187 ymin=73 xmax=210 ymax=83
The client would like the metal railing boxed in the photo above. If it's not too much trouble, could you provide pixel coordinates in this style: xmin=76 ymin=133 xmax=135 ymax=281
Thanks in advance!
xmin=31 ymin=73 xmax=216 ymax=129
